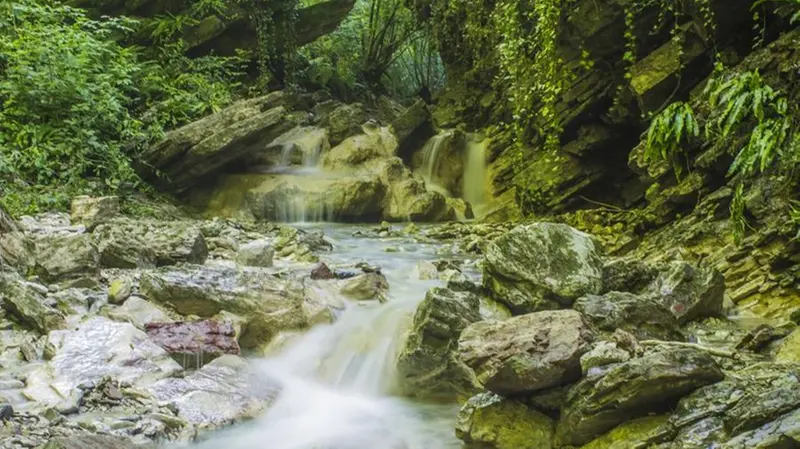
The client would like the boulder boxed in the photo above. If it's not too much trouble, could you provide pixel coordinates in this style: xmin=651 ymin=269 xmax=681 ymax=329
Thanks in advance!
xmin=236 ymin=239 xmax=275 ymax=267
xmin=44 ymin=435 xmax=142 ymax=449
xmin=776 ymin=329 xmax=800 ymax=362
xmin=447 ymin=197 xmax=475 ymax=220
xmin=108 ymin=277 xmax=133 ymax=305
xmin=338 ymin=272 xmax=389 ymax=301
xmin=0 ymin=271 xmax=66 ymax=334
xmin=150 ymin=355 xmax=277 ymax=427
xmin=145 ymin=320 xmax=240 ymax=369
xmin=483 ymin=223 xmax=603 ymax=314
xmin=573 ymin=291 xmax=684 ymax=341
xmin=579 ymin=415 xmax=669 ymax=449
xmin=322 ymin=126 xmax=398 ymax=172
xmin=391 ymin=100 xmax=433 ymax=160
xmin=70 ymin=196 xmax=119 ymax=230
xmin=139 ymin=265 xmax=310 ymax=349
xmin=455 ymin=393 xmax=555 ymax=449
xmin=105 ymin=296 xmax=173 ymax=329
xmin=601 ymin=257 xmax=658 ymax=294
xmin=139 ymin=94 xmax=302 ymax=192
xmin=647 ymin=261 xmax=725 ymax=324
xmin=34 ymin=233 xmax=99 ymax=282
xmin=459 ymin=309 xmax=595 ymax=395
xmin=396 ymin=284 xmax=483 ymax=399
xmin=322 ymin=103 xmax=366 ymax=145
xmin=93 ymin=219 xmax=208 ymax=268
xmin=557 ymin=348 xmax=724 ymax=446
xmin=379 ymin=158 xmax=454 ymax=222
xmin=0 ymin=231 xmax=34 ymax=272
xmin=310 ymin=262 xmax=335 ymax=280
xmin=579 ymin=341 xmax=631 ymax=374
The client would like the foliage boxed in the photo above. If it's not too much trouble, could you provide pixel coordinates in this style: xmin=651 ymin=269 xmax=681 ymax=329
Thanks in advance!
xmin=237 ymin=0 xmax=299 ymax=85
xmin=0 ymin=0 xmax=243 ymax=215
xmin=359 ymin=0 xmax=415 ymax=91
xmin=643 ymin=102 xmax=699 ymax=179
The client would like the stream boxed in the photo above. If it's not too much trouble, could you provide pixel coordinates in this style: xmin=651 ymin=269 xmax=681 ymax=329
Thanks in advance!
xmin=192 ymin=225 xmax=467 ymax=449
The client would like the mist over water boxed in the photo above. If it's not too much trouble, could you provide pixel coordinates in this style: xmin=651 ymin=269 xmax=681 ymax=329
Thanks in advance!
xmin=193 ymin=226 xmax=462 ymax=449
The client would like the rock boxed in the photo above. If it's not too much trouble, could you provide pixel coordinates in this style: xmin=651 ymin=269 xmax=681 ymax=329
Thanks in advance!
xmin=43 ymin=435 xmax=142 ymax=449
xmin=721 ymin=407 xmax=800 ymax=449
xmin=573 ymin=291 xmax=684 ymax=341
xmin=0 ymin=404 xmax=12 ymax=420
xmin=108 ymin=277 xmax=133 ymax=305
xmin=601 ymin=257 xmax=658 ymax=293
xmin=647 ymin=261 xmax=725 ymax=324
xmin=105 ymin=296 xmax=172 ymax=329
xmin=396 ymin=286 xmax=483 ymax=399
xmin=447 ymin=197 xmax=475 ymax=220
xmin=735 ymin=324 xmax=789 ymax=352
xmin=322 ymin=126 xmax=398 ymax=172
xmin=379 ymin=158 xmax=454 ymax=222
xmin=579 ymin=415 xmax=669 ymax=449
xmin=412 ymin=260 xmax=439 ymax=280
xmin=459 ymin=309 xmax=595 ymax=395
xmin=24 ymin=318 xmax=181 ymax=409
xmin=310 ymin=262 xmax=335 ymax=280
xmin=34 ymin=233 xmax=99 ymax=282
xmin=145 ymin=320 xmax=240 ymax=369
xmin=455 ymin=393 xmax=555 ymax=449
xmin=0 ymin=204 xmax=17 ymax=233
xmin=339 ymin=272 xmax=389 ymax=301
xmin=323 ymin=103 xmax=366 ymax=145
xmin=392 ymin=99 xmax=432 ymax=158
xmin=557 ymin=348 xmax=724 ymax=446
xmin=139 ymin=265 xmax=309 ymax=349
xmin=140 ymin=94 xmax=302 ymax=193
xmin=70 ymin=196 xmax=119 ymax=230
xmin=483 ymin=223 xmax=603 ymax=314
xmin=235 ymin=239 xmax=274 ymax=267
xmin=776 ymin=329 xmax=800 ymax=362
xmin=413 ymin=130 xmax=466 ymax=195
xmin=150 ymin=355 xmax=277 ymax=427
xmin=93 ymin=219 xmax=208 ymax=268
xmin=580 ymin=341 xmax=631 ymax=374
xmin=0 ymin=271 xmax=66 ymax=333
xmin=0 ymin=231 xmax=35 ymax=272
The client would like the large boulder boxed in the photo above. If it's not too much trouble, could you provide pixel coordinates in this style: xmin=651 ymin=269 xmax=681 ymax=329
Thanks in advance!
xmin=44 ymin=435 xmax=143 ymax=449
xmin=396 ymin=284 xmax=483 ymax=399
xmin=322 ymin=125 xmax=398 ymax=172
xmin=93 ymin=219 xmax=208 ymax=268
xmin=322 ymin=103 xmax=366 ymax=145
xmin=139 ymin=266 xmax=312 ymax=349
xmin=70 ymin=196 xmax=119 ymax=230
xmin=483 ymin=223 xmax=603 ymax=314
xmin=0 ymin=271 xmax=66 ymax=333
xmin=150 ymin=355 xmax=277 ymax=427
xmin=459 ymin=309 xmax=595 ymax=395
xmin=456 ymin=393 xmax=555 ymax=449
xmin=145 ymin=320 xmax=241 ymax=369
xmin=236 ymin=239 xmax=275 ymax=267
xmin=647 ymin=260 xmax=725 ymax=324
xmin=139 ymin=93 xmax=302 ymax=193
xmin=379 ymin=158 xmax=454 ymax=222
xmin=33 ymin=233 xmax=99 ymax=282
xmin=557 ymin=348 xmax=724 ymax=446
xmin=573 ymin=291 xmax=684 ymax=341
xmin=0 ymin=231 xmax=34 ymax=273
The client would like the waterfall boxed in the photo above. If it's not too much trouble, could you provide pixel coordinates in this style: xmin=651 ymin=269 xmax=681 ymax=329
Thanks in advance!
xmin=416 ymin=132 xmax=451 ymax=195
xmin=463 ymin=137 xmax=487 ymax=208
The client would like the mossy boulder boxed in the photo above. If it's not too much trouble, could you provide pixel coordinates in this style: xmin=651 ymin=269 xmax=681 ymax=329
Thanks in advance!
xmin=557 ymin=348 xmax=724 ymax=446
xmin=456 ymin=393 xmax=554 ymax=449
xmin=70 ymin=195 xmax=119 ymax=230
xmin=459 ymin=309 xmax=595 ymax=395
xmin=648 ymin=260 xmax=725 ymax=324
xmin=396 ymin=283 xmax=483 ymax=399
xmin=44 ymin=435 xmax=144 ymax=449
xmin=93 ymin=219 xmax=208 ymax=268
xmin=580 ymin=415 xmax=669 ymax=449
xmin=574 ymin=291 xmax=684 ymax=341
xmin=34 ymin=233 xmax=99 ymax=282
xmin=483 ymin=223 xmax=603 ymax=314
xmin=0 ymin=271 xmax=66 ymax=334
xmin=776 ymin=329 xmax=800 ymax=363
xmin=322 ymin=103 xmax=366 ymax=145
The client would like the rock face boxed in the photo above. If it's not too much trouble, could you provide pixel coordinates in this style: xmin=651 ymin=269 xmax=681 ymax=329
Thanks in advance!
xmin=93 ymin=219 xmax=208 ymax=268
xmin=145 ymin=320 xmax=241 ymax=368
xmin=0 ymin=271 xmax=66 ymax=333
xmin=573 ymin=291 xmax=684 ymax=341
xmin=70 ymin=196 xmax=119 ymax=230
xmin=483 ymin=223 xmax=603 ymax=313
xmin=459 ymin=309 xmax=595 ymax=395
xmin=396 ymin=284 xmax=483 ymax=399
xmin=557 ymin=348 xmax=724 ymax=446
xmin=139 ymin=266 xmax=310 ymax=349
xmin=455 ymin=393 xmax=554 ymax=449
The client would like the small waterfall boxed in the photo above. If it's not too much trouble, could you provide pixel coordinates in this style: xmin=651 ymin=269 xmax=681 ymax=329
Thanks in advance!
xmin=416 ymin=132 xmax=451 ymax=195
xmin=463 ymin=137 xmax=487 ymax=208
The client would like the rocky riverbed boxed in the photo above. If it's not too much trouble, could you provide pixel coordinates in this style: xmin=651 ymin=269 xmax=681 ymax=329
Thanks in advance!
xmin=1 ymin=198 xmax=799 ymax=449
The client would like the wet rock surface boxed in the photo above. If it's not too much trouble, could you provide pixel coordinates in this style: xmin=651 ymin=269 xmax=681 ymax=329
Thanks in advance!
xmin=145 ymin=320 xmax=241 ymax=368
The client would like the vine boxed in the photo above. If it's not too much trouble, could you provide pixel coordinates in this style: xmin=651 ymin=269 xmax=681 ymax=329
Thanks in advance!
xmin=237 ymin=0 xmax=300 ymax=86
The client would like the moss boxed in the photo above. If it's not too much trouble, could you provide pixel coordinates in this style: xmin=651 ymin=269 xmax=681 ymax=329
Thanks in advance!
xmin=580 ymin=415 xmax=669 ymax=449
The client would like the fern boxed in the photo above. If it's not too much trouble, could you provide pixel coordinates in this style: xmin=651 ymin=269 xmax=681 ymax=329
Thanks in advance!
xmin=753 ymin=0 xmax=800 ymax=24
xmin=643 ymin=102 xmax=699 ymax=179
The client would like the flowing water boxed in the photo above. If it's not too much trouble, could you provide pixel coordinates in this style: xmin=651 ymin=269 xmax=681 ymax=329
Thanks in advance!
xmin=193 ymin=225 xmax=464 ymax=449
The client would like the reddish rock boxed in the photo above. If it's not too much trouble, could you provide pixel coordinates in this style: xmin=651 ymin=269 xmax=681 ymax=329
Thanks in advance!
xmin=311 ymin=262 xmax=335 ymax=280
xmin=145 ymin=320 xmax=240 ymax=369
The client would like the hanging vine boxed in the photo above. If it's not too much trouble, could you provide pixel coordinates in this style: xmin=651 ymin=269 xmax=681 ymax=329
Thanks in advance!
xmin=237 ymin=0 xmax=299 ymax=86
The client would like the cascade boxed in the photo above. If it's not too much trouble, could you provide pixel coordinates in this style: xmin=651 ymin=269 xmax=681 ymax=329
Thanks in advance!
xmin=462 ymin=136 xmax=488 ymax=209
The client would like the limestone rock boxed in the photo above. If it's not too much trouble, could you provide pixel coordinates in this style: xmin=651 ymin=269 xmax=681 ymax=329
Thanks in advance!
xmin=447 ymin=197 xmax=475 ymax=220
xmin=0 ymin=271 xmax=66 ymax=334
xmin=412 ymin=260 xmax=439 ymax=280
xmin=601 ymin=257 xmax=658 ymax=294
xmin=379 ymin=158 xmax=454 ymax=222
xmin=557 ymin=348 xmax=724 ymax=446
xmin=322 ymin=126 xmax=398 ymax=172
xmin=396 ymin=285 xmax=483 ymax=399
xmin=323 ymin=103 xmax=366 ymax=145
xmin=44 ymin=435 xmax=143 ymax=449
xmin=0 ymin=231 xmax=34 ymax=273
xmin=105 ymin=296 xmax=172 ymax=329
xmin=139 ymin=265 xmax=309 ymax=349
xmin=579 ymin=341 xmax=631 ymax=374
xmin=455 ymin=393 xmax=554 ymax=449
xmin=236 ymin=239 xmax=275 ymax=267
xmin=145 ymin=320 xmax=240 ymax=369
xmin=579 ymin=415 xmax=669 ymax=449
xmin=34 ymin=233 xmax=99 ymax=282
xmin=392 ymin=99 xmax=432 ymax=158
xmin=338 ymin=272 xmax=389 ymax=301
xmin=70 ymin=196 xmax=119 ymax=230
xmin=648 ymin=261 xmax=725 ymax=324
xmin=573 ymin=291 xmax=684 ymax=341
xmin=108 ymin=277 xmax=133 ymax=305
xmin=776 ymin=329 xmax=800 ymax=362
xmin=483 ymin=223 xmax=603 ymax=314
xmin=150 ymin=355 xmax=277 ymax=427
xmin=93 ymin=219 xmax=208 ymax=268
xmin=459 ymin=309 xmax=595 ymax=395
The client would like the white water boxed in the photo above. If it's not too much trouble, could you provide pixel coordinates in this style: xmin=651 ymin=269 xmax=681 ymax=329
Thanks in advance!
xmin=462 ymin=138 xmax=487 ymax=209
xmin=194 ymin=226 xmax=462 ymax=449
